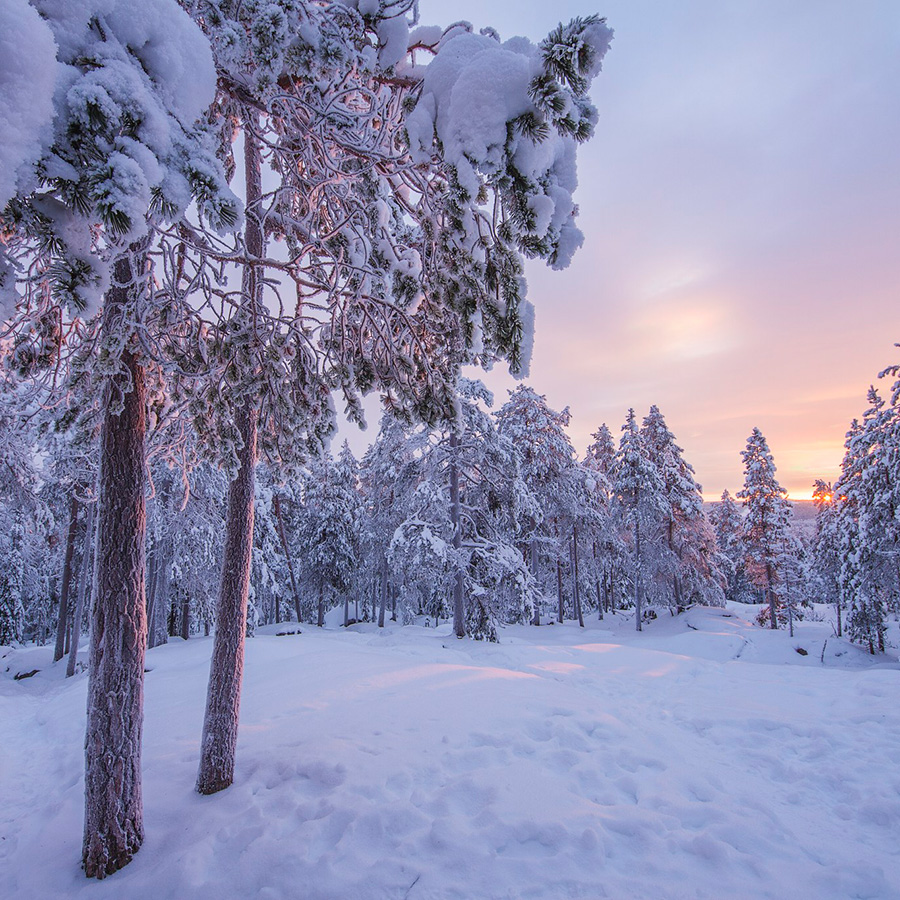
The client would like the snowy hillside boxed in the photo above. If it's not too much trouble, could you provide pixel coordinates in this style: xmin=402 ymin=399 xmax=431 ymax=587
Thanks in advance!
xmin=2 ymin=604 xmax=898 ymax=900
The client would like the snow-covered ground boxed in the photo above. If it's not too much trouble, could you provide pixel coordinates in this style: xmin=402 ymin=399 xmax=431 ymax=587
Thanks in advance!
xmin=2 ymin=604 xmax=898 ymax=900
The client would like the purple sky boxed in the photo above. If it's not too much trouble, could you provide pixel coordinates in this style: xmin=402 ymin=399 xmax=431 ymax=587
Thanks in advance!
xmin=345 ymin=0 xmax=900 ymax=499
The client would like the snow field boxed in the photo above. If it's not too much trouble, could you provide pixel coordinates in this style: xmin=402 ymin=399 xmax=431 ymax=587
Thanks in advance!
xmin=1 ymin=605 xmax=898 ymax=899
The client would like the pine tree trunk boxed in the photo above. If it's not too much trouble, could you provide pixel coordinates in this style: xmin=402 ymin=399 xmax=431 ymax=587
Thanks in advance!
xmin=343 ymin=594 xmax=349 ymax=627
xmin=766 ymin=562 xmax=777 ymax=629
xmin=449 ymin=431 xmax=466 ymax=638
xmin=83 ymin=245 xmax=149 ymax=878
xmin=273 ymin=494 xmax=302 ymax=623
xmin=153 ymin=543 xmax=170 ymax=647
xmin=317 ymin=583 xmax=324 ymax=628
xmin=530 ymin=538 xmax=540 ymax=625
xmin=196 ymin=404 xmax=258 ymax=795
xmin=180 ymin=591 xmax=190 ymax=641
xmin=145 ymin=530 xmax=160 ymax=648
xmin=592 ymin=540 xmax=603 ymax=621
xmin=197 ymin=113 xmax=264 ymax=796
xmin=67 ymin=498 xmax=96 ymax=679
xmin=54 ymin=495 xmax=79 ymax=662
xmin=556 ymin=559 xmax=564 ymax=623
xmin=573 ymin=525 xmax=584 ymax=628
xmin=634 ymin=520 xmax=643 ymax=632
xmin=835 ymin=591 xmax=842 ymax=637
xmin=378 ymin=564 xmax=387 ymax=628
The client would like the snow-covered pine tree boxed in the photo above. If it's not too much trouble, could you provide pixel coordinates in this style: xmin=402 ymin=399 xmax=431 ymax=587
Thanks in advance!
xmin=336 ymin=442 xmax=363 ymax=628
xmin=391 ymin=379 xmax=537 ymax=640
xmin=1 ymin=0 xmax=239 ymax=877
xmin=641 ymin=406 xmax=725 ymax=609
xmin=359 ymin=413 xmax=424 ymax=625
xmin=833 ymin=382 xmax=897 ymax=654
xmin=810 ymin=480 xmax=842 ymax=635
xmin=495 ymin=385 xmax=577 ymax=624
xmin=295 ymin=450 xmax=360 ymax=628
xmin=0 ymin=390 xmax=47 ymax=646
xmin=737 ymin=428 xmax=792 ymax=630
xmin=186 ymin=2 xmax=612 ymax=794
xmin=583 ymin=423 xmax=623 ymax=618
xmin=611 ymin=409 xmax=667 ymax=631
xmin=708 ymin=489 xmax=755 ymax=604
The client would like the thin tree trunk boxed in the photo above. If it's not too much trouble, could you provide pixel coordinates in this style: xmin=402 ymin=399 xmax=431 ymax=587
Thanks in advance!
xmin=197 ymin=113 xmax=264 ymax=796
xmin=67 ymin=498 xmax=96 ymax=679
xmin=835 ymin=591 xmax=842 ymax=637
xmin=556 ymin=559 xmax=564 ymax=623
xmin=634 ymin=520 xmax=642 ymax=632
xmin=530 ymin=538 xmax=540 ymax=625
xmin=83 ymin=245 xmax=149 ymax=879
xmin=54 ymin=495 xmax=79 ymax=662
xmin=180 ymin=591 xmax=190 ymax=640
xmin=593 ymin=540 xmax=604 ymax=621
xmin=145 ymin=529 xmax=160 ymax=648
xmin=343 ymin=594 xmax=349 ymax=627
xmin=317 ymin=583 xmax=325 ymax=627
xmin=378 ymin=564 xmax=387 ymax=628
xmin=273 ymin=494 xmax=302 ymax=623
xmin=449 ymin=431 xmax=465 ymax=638
xmin=152 ymin=540 xmax=170 ymax=648
xmin=573 ymin=525 xmax=584 ymax=628
xmin=390 ymin=584 xmax=397 ymax=622
xmin=766 ymin=562 xmax=777 ymax=629
xmin=152 ymin=529 xmax=173 ymax=642
xmin=196 ymin=404 xmax=258 ymax=795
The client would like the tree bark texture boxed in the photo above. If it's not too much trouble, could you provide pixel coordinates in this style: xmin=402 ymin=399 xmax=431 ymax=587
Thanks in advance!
xmin=67 ymin=499 xmax=95 ymax=680
xmin=180 ymin=591 xmax=190 ymax=641
xmin=196 ymin=404 xmax=258 ymax=795
xmin=573 ymin=526 xmax=584 ymax=628
xmin=378 ymin=564 xmax=387 ymax=628
xmin=556 ymin=559 xmax=564 ymax=623
xmin=634 ymin=520 xmax=643 ymax=632
xmin=83 ymin=247 xmax=148 ymax=878
xmin=530 ymin=539 xmax=540 ymax=625
xmin=197 ymin=114 xmax=264 ymax=795
xmin=54 ymin=495 xmax=79 ymax=662
xmin=449 ymin=432 xmax=466 ymax=638
xmin=766 ymin=562 xmax=777 ymax=629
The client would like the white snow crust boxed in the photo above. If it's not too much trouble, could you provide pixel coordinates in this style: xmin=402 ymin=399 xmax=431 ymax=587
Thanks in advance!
xmin=1 ymin=603 xmax=898 ymax=899
xmin=0 ymin=0 xmax=58 ymax=210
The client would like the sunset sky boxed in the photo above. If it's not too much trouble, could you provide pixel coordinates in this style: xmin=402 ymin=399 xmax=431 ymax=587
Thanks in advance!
xmin=429 ymin=0 xmax=900 ymax=499
xmin=341 ymin=0 xmax=900 ymax=499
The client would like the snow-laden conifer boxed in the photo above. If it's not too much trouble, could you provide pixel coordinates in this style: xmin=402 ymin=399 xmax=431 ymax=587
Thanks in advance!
xmin=641 ymin=406 xmax=725 ymax=609
xmin=737 ymin=428 xmax=792 ymax=630
xmin=611 ymin=409 xmax=667 ymax=630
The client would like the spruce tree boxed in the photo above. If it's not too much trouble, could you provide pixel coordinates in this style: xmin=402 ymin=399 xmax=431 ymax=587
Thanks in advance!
xmin=737 ymin=428 xmax=792 ymax=629
xmin=611 ymin=409 xmax=667 ymax=630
